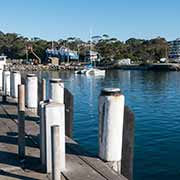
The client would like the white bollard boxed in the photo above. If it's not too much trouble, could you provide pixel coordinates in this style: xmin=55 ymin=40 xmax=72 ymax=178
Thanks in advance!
xmin=10 ymin=71 xmax=21 ymax=98
xmin=51 ymin=125 xmax=61 ymax=180
xmin=26 ymin=74 xmax=38 ymax=108
xmin=0 ymin=69 xmax=3 ymax=92
xmin=99 ymin=88 xmax=125 ymax=172
xmin=49 ymin=79 xmax=64 ymax=104
xmin=40 ymin=101 xmax=65 ymax=173
xmin=3 ymin=70 xmax=10 ymax=96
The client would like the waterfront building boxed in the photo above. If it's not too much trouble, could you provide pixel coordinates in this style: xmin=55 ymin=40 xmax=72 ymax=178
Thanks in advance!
xmin=168 ymin=38 xmax=180 ymax=62
xmin=45 ymin=47 xmax=79 ymax=64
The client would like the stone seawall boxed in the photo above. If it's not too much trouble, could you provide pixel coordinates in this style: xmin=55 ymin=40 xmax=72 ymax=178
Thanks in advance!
xmin=6 ymin=64 xmax=84 ymax=72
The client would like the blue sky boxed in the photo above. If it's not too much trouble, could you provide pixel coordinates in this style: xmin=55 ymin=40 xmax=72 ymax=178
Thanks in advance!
xmin=0 ymin=0 xmax=179 ymax=41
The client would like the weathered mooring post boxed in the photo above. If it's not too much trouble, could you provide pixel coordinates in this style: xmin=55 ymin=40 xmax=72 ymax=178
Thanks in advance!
xmin=2 ymin=94 xmax=6 ymax=103
xmin=0 ymin=69 xmax=3 ymax=93
xmin=40 ymin=101 xmax=65 ymax=173
xmin=42 ymin=79 xmax=46 ymax=101
xmin=39 ymin=100 xmax=49 ymax=170
xmin=49 ymin=78 xmax=64 ymax=104
xmin=38 ymin=79 xmax=46 ymax=116
xmin=10 ymin=71 xmax=21 ymax=99
xmin=121 ymin=106 xmax=134 ymax=180
xmin=51 ymin=125 xmax=61 ymax=180
xmin=99 ymin=88 xmax=124 ymax=174
xmin=64 ymin=88 xmax=73 ymax=138
xmin=18 ymin=84 xmax=25 ymax=159
xmin=26 ymin=74 xmax=38 ymax=109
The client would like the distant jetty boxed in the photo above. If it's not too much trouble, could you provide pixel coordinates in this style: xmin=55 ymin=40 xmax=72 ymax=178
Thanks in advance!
xmin=111 ymin=63 xmax=180 ymax=71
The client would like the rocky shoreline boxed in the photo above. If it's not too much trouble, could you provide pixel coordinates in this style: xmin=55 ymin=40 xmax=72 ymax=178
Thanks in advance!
xmin=5 ymin=63 xmax=180 ymax=72
xmin=6 ymin=63 xmax=84 ymax=72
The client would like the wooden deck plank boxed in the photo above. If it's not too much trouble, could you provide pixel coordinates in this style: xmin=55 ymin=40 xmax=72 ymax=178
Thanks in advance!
xmin=64 ymin=154 xmax=106 ymax=180
xmin=66 ymin=137 xmax=127 ymax=180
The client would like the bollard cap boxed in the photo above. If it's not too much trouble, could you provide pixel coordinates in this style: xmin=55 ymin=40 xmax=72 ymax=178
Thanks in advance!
xmin=3 ymin=70 xmax=10 ymax=74
xmin=51 ymin=125 xmax=60 ymax=128
xmin=44 ymin=99 xmax=53 ymax=103
xmin=27 ymin=74 xmax=36 ymax=77
xmin=50 ymin=78 xmax=63 ymax=83
xmin=101 ymin=88 xmax=121 ymax=96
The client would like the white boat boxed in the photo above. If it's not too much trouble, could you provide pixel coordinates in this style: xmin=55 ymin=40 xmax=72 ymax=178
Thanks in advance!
xmin=75 ymin=67 xmax=105 ymax=76
xmin=85 ymin=68 xmax=105 ymax=76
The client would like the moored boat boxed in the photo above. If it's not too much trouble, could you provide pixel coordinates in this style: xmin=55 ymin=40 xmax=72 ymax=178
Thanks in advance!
xmin=85 ymin=68 xmax=105 ymax=76
xmin=75 ymin=65 xmax=105 ymax=76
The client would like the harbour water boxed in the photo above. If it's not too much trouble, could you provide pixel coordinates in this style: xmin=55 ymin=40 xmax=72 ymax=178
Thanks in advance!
xmin=38 ymin=70 xmax=180 ymax=180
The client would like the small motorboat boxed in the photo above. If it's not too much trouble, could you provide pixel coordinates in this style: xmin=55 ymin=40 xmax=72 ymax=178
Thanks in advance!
xmin=75 ymin=65 xmax=105 ymax=76
xmin=85 ymin=68 xmax=105 ymax=76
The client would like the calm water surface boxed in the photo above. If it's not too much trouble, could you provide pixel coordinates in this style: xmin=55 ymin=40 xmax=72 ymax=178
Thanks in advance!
xmin=38 ymin=70 xmax=180 ymax=180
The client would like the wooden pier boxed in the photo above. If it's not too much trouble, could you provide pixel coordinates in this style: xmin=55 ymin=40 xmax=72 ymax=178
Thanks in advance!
xmin=0 ymin=96 xmax=127 ymax=180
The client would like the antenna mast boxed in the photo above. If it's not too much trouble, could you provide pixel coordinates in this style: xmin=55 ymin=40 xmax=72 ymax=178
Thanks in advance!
xmin=89 ymin=28 xmax=93 ymax=64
